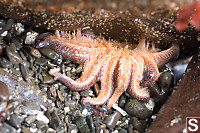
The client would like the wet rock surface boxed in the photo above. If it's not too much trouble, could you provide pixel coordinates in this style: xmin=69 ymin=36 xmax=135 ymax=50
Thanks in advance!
xmin=147 ymin=47 xmax=200 ymax=133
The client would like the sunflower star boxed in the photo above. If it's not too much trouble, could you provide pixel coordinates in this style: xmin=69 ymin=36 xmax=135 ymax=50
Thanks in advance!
xmin=37 ymin=30 xmax=179 ymax=110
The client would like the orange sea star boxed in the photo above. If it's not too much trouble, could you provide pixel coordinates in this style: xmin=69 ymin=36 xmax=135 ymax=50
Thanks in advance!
xmin=38 ymin=30 xmax=179 ymax=110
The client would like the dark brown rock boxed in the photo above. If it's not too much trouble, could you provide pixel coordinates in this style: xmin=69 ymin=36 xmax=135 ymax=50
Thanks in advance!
xmin=147 ymin=46 xmax=200 ymax=133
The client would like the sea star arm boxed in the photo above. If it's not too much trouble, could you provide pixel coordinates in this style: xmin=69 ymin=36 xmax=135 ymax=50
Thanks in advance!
xmin=37 ymin=30 xmax=105 ymax=64
xmin=128 ymin=57 xmax=150 ymax=101
xmin=107 ymin=55 xmax=132 ymax=110
xmin=140 ymin=54 xmax=160 ymax=87
xmin=152 ymin=44 xmax=179 ymax=68
xmin=82 ymin=52 xmax=120 ymax=106
xmin=54 ymin=53 xmax=108 ymax=91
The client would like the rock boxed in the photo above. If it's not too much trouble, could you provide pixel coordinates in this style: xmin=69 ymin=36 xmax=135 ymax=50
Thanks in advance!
xmin=39 ymin=47 xmax=59 ymax=60
xmin=0 ymin=81 xmax=9 ymax=102
xmin=125 ymin=99 xmax=153 ymax=119
xmin=147 ymin=46 xmax=200 ymax=133
xmin=6 ymin=113 xmax=24 ymax=128
xmin=106 ymin=111 xmax=121 ymax=129
xmin=0 ymin=58 xmax=13 ymax=68
xmin=75 ymin=116 xmax=90 ymax=133
xmin=49 ymin=110 xmax=63 ymax=129
xmin=6 ymin=46 xmax=22 ymax=65
xmin=130 ymin=117 xmax=147 ymax=133
xmin=18 ymin=103 xmax=40 ymax=115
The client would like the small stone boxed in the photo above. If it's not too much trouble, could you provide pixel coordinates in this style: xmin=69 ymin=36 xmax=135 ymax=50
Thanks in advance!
xmin=80 ymin=89 xmax=89 ymax=97
xmin=68 ymin=124 xmax=78 ymax=133
xmin=24 ymin=46 xmax=41 ymax=58
xmin=72 ymin=92 xmax=80 ymax=100
xmin=75 ymin=64 xmax=83 ymax=73
xmin=46 ymin=128 xmax=56 ymax=133
xmin=0 ymin=81 xmax=9 ymax=102
xmin=25 ymin=115 xmax=36 ymax=125
xmin=49 ymin=86 xmax=57 ymax=98
xmin=3 ymin=122 xmax=17 ymax=132
xmin=6 ymin=46 xmax=22 ymax=65
xmin=35 ymin=120 xmax=49 ymax=131
xmin=129 ymin=117 xmax=147 ymax=133
xmin=20 ymin=63 xmax=30 ymax=81
xmin=57 ymin=90 xmax=64 ymax=102
xmin=119 ymin=129 xmax=128 ymax=133
xmin=65 ymin=100 xmax=76 ymax=107
xmin=42 ymin=71 xmax=54 ymax=84
xmin=5 ymin=19 xmax=14 ymax=30
xmin=49 ymin=110 xmax=63 ymax=129
xmin=86 ymin=115 xmax=95 ymax=133
xmin=6 ymin=113 xmax=24 ymax=128
xmin=99 ymin=124 xmax=106 ymax=130
xmin=36 ymin=111 xmax=50 ymax=124
xmin=0 ymin=45 xmax=3 ymax=56
xmin=21 ymin=126 xmax=32 ymax=133
xmin=10 ymin=68 xmax=21 ymax=77
xmin=125 ymin=99 xmax=153 ymax=119
xmin=106 ymin=111 xmax=122 ymax=129
xmin=75 ymin=116 xmax=90 ymax=133
xmin=118 ymin=94 xmax=127 ymax=108
xmin=34 ymin=58 xmax=50 ymax=65
xmin=19 ymin=103 xmax=40 ymax=115
xmin=0 ymin=58 xmax=13 ymax=68
xmin=39 ymin=47 xmax=59 ymax=60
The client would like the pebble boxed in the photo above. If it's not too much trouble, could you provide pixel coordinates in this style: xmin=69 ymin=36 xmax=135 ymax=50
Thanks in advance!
xmin=75 ymin=64 xmax=83 ymax=73
xmin=36 ymin=111 xmax=50 ymax=124
xmin=20 ymin=63 xmax=30 ymax=81
xmin=93 ymin=83 xmax=100 ymax=96
xmin=160 ymin=70 xmax=174 ymax=90
xmin=21 ymin=126 xmax=32 ymax=133
xmin=65 ymin=100 xmax=76 ymax=107
xmin=25 ymin=115 xmax=36 ymax=125
xmin=2 ymin=122 xmax=17 ymax=133
xmin=80 ymin=89 xmax=89 ymax=97
xmin=0 ymin=81 xmax=9 ymax=102
xmin=86 ymin=115 xmax=95 ymax=133
xmin=0 ymin=23 xmax=6 ymax=35
xmin=72 ymin=92 xmax=80 ymax=100
xmin=124 ymin=99 xmax=153 ymax=119
xmin=119 ymin=129 xmax=128 ymax=133
xmin=6 ymin=113 xmax=24 ymax=128
xmin=10 ymin=68 xmax=21 ymax=76
xmin=24 ymin=46 xmax=41 ymax=58
xmin=34 ymin=58 xmax=50 ymax=65
xmin=6 ymin=46 xmax=22 ymax=65
xmin=49 ymin=86 xmax=57 ymax=98
xmin=106 ymin=111 xmax=122 ymax=129
xmin=0 ymin=58 xmax=13 ymax=68
xmin=39 ymin=47 xmax=59 ymax=60
xmin=5 ymin=19 xmax=14 ymax=30
xmin=75 ymin=116 xmax=90 ymax=133
xmin=35 ymin=120 xmax=49 ymax=131
xmin=129 ymin=117 xmax=147 ymax=133
xmin=0 ymin=45 xmax=3 ymax=55
xmin=57 ymin=90 xmax=65 ymax=102
xmin=49 ymin=110 xmax=63 ymax=129
xmin=118 ymin=94 xmax=127 ymax=108
xmin=68 ymin=124 xmax=78 ymax=133
xmin=42 ymin=71 xmax=54 ymax=84
xmin=18 ymin=103 xmax=40 ymax=115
